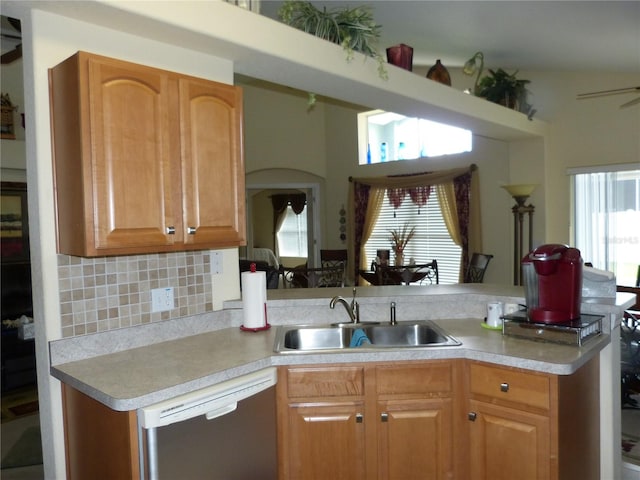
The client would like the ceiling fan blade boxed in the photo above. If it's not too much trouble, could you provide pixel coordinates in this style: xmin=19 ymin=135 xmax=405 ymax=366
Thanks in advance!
xmin=620 ymin=97 xmax=640 ymax=109
xmin=577 ymin=86 xmax=640 ymax=99
xmin=1 ymin=44 xmax=22 ymax=64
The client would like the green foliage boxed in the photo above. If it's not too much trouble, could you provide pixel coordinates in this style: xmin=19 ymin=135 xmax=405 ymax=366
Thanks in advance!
xmin=278 ymin=1 xmax=387 ymax=80
xmin=478 ymin=68 xmax=530 ymax=110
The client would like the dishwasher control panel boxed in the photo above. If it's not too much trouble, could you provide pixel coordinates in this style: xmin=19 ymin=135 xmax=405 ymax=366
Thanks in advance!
xmin=138 ymin=367 xmax=277 ymax=429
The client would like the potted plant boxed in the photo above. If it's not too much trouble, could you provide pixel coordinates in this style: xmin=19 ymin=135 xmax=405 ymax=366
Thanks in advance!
xmin=477 ymin=68 xmax=530 ymax=111
xmin=389 ymin=223 xmax=416 ymax=266
xmin=278 ymin=1 xmax=387 ymax=80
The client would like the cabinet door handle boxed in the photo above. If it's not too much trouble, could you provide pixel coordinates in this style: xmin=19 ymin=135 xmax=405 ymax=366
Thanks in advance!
xmin=500 ymin=382 xmax=509 ymax=392
xmin=166 ymin=226 xmax=175 ymax=235
xmin=381 ymin=412 xmax=388 ymax=422
xmin=468 ymin=412 xmax=477 ymax=422
xmin=355 ymin=413 xmax=363 ymax=423
xmin=187 ymin=227 xmax=196 ymax=235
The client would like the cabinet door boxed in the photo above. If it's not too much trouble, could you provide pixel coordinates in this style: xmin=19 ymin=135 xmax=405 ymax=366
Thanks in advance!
xmin=285 ymin=402 xmax=366 ymax=480
xmin=87 ymin=56 xmax=180 ymax=252
xmin=377 ymin=398 xmax=453 ymax=480
xmin=468 ymin=400 xmax=550 ymax=480
xmin=179 ymin=77 xmax=245 ymax=247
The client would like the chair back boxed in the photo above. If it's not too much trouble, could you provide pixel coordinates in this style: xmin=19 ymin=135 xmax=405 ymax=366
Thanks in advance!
xmin=465 ymin=253 xmax=494 ymax=283
xmin=416 ymin=260 xmax=439 ymax=285
xmin=321 ymin=249 xmax=348 ymax=284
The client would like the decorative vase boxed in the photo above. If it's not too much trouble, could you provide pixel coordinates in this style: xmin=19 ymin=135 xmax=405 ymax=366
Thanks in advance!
xmin=426 ymin=59 xmax=451 ymax=86
xmin=386 ymin=44 xmax=413 ymax=71
xmin=395 ymin=251 xmax=404 ymax=267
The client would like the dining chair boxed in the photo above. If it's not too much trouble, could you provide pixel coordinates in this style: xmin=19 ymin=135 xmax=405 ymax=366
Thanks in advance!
xmin=464 ymin=253 xmax=494 ymax=283
xmin=415 ymin=260 xmax=439 ymax=285
xmin=321 ymin=249 xmax=348 ymax=285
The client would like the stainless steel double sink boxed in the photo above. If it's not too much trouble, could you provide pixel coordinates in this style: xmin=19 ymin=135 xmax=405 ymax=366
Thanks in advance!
xmin=274 ymin=320 xmax=461 ymax=353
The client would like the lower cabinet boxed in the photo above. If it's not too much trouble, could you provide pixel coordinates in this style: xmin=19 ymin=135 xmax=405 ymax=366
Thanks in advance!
xmin=376 ymin=397 xmax=453 ymax=479
xmin=466 ymin=358 xmax=600 ymax=480
xmin=285 ymin=401 xmax=367 ymax=479
xmin=60 ymin=358 xmax=600 ymax=480
xmin=276 ymin=361 xmax=461 ymax=480
xmin=62 ymin=385 xmax=139 ymax=480
xmin=277 ymin=358 xmax=600 ymax=480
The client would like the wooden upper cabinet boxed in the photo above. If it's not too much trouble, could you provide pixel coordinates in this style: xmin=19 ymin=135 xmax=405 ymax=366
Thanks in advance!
xmin=49 ymin=51 xmax=245 ymax=257
xmin=178 ymin=76 xmax=245 ymax=248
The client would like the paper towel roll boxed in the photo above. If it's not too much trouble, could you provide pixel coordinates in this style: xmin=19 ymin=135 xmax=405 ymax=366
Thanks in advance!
xmin=241 ymin=270 xmax=267 ymax=328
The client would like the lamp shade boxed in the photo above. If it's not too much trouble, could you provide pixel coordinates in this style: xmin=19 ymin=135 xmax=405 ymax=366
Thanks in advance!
xmin=501 ymin=184 xmax=537 ymax=198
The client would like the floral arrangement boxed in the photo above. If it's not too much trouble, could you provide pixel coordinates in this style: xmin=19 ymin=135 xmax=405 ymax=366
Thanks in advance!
xmin=389 ymin=223 xmax=416 ymax=254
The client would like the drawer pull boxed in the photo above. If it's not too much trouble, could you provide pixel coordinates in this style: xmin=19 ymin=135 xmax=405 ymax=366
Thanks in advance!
xmin=187 ymin=226 xmax=196 ymax=235
xmin=356 ymin=413 xmax=363 ymax=423
xmin=166 ymin=226 xmax=176 ymax=235
xmin=468 ymin=412 xmax=477 ymax=422
xmin=500 ymin=383 xmax=509 ymax=392
xmin=381 ymin=412 xmax=388 ymax=422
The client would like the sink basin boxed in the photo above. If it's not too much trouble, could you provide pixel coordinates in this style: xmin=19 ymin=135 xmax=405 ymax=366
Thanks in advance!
xmin=364 ymin=323 xmax=456 ymax=347
xmin=274 ymin=321 xmax=461 ymax=353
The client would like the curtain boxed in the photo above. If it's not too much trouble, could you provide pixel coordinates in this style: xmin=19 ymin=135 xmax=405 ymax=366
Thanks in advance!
xmin=358 ymin=188 xmax=385 ymax=284
xmin=271 ymin=193 xmax=306 ymax=257
xmin=349 ymin=164 xmax=479 ymax=282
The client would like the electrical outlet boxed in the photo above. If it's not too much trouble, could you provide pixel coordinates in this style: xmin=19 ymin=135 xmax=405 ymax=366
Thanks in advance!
xmin=211 ymin=251 xmax=223 ymax=274
xmin=151 ymin=287 xmax=174 ymax=312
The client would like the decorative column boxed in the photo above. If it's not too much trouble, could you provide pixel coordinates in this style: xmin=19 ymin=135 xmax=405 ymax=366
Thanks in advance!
xmin=502 ymin=184 xmax=537 ymax=286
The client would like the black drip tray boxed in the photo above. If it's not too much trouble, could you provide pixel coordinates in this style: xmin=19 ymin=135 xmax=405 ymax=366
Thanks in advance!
xmin=501 ymin=311 xmax=603 ymax=346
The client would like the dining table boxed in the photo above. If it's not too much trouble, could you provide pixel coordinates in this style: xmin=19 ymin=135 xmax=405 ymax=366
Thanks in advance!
xmin=359 ymin=264 xmax=434 ymax=286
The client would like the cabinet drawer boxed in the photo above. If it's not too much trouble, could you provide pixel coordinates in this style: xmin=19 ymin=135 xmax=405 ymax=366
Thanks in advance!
xmin=376 ymin=362 xmax=452 ymax=395
xmin=286 ymin=366 xmax=365 ymax=398
xmin=469 ymin=363 xmax=550 ymax=410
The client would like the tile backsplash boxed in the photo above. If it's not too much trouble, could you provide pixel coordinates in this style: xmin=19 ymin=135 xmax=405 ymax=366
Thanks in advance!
xmin=58 ymin=251 xmax=213 ymax=337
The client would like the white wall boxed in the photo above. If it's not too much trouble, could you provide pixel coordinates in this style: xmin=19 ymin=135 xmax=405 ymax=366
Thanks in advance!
xmin=522 ymin=71 xmax=640 ymax=243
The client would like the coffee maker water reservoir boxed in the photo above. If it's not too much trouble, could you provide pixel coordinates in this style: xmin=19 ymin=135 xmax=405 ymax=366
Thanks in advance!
xmin=522 ymin=244 xmax=583 ymax=323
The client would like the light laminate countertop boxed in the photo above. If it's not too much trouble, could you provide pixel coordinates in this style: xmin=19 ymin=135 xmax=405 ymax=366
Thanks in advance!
xmin=51 ymin=316 xmax=612 ymax=411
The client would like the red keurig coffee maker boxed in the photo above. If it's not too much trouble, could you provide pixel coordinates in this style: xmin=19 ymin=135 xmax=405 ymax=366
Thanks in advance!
xmin=521 ymin=244 xmax=583 ymax=323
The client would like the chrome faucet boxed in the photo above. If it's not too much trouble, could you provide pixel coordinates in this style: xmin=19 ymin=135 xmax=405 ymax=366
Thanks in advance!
xmin=330 ymin=287 xmax=360 ymax=324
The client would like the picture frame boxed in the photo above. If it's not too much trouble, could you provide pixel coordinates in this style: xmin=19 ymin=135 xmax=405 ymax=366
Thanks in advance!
xmin=1 ymin=182 xmax=30 ymax=263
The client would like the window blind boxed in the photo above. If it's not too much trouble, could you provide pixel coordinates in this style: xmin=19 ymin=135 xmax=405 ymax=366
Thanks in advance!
xmin=364 ymin=192 xmax=462 ymax=284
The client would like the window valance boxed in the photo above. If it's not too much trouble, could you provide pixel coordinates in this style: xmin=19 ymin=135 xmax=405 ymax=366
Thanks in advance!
xmin=271 ymin=193 xmax=306 ymax=215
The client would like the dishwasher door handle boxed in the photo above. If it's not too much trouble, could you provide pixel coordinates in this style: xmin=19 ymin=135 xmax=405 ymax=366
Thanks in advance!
xmin=205 ymin=402 xmax=238 ymax=420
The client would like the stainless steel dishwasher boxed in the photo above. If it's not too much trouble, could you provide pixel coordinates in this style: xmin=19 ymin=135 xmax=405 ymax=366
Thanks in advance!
xmin=137 ymin=367 xmax=277 ymax=480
